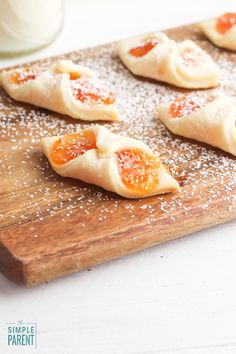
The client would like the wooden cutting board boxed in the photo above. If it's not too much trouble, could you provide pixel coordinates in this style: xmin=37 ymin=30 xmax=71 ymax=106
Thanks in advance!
xmin=1 ymin=23 xmax=236 ymax=286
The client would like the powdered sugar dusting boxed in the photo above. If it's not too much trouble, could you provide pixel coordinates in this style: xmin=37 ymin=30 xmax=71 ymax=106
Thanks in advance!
xmin=1 ymin=25 xmax=236 ymax=239
xmin=71 ymin=77 xmax=115 ymax=105
xmin=168 ymin=93 xmax=214 ymax=117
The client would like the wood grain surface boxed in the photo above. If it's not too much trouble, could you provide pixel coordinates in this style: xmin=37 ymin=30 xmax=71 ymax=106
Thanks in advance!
xmin=1 ymin=24 xmax=236 ymax=286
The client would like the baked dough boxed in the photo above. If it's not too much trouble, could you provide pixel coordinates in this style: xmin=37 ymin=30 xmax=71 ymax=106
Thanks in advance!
xmin=41 ymin=126 xmax=179 ymax=198
xmin=158 ymin=93 xmax=236 ymax=156
xmin=0 ymin=60 xmax=119 ymax=121
xmin=199 ymin=13 xmax=236 ymax=51
xmin=118 ymin=32 xmax=220 ymax=89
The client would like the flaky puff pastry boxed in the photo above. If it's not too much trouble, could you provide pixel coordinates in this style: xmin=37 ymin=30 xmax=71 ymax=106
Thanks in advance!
xmin=0 ymin=60 xmax=119 ymax=121
xmin=41 ymin=126 xmax=179 ymax=198
xmin=158 ymin=93 xmax=236 ymax=156
xmin=198 ymin=13 xmax=236 ymax=51
xmin=118 ymin=32 xmax=220 ymax=89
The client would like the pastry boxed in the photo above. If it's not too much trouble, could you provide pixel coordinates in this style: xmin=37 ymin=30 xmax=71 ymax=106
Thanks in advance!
xmin=158 ymin=93 xmax=236 ymax=156
xmin=118 ymin=32 xmax=220 ymax=89
xmin=0 ymin=60 xmax=119 ymax=121
xmin=199 ymin=13 xmax=236 ymax=51
xmin=41 ymin=126 xmax=179 ymax=198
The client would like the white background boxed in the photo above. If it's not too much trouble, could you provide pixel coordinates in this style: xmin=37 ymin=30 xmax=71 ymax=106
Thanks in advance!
xmin=1 ymin=1 xmax=236 ymax=353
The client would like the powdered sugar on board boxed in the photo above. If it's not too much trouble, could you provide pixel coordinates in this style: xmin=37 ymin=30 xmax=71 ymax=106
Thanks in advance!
xmin=1 ymin=25 xmax=236 ymax=238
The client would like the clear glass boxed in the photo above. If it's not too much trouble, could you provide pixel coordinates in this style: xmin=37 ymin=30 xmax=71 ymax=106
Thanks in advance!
xmin=0 ymin=0 xmax=64 ymax=57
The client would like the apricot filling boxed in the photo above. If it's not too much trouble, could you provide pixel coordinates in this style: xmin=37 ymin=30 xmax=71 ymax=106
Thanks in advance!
xmin=169 ymin=94 xmax=213 ymax=118
xmin=216 ymin=13 xmax=236 ymax=35
xmin=116 ymin=148 xmax=161 ymax=193
xmin=11 ymin=67 xmax=37 ymax=85
xmin=69 ymin=72 xmax=81 ymax=80
xmin=71 ymin=78 xmax=115 ymax=105
xmin=50 ymin=131 xmax=97 ymax=165
xmin=129 ymin=40 xmax=158 ymax=57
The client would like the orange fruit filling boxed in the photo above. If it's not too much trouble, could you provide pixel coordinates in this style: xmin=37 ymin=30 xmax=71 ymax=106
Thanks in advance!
xmin=50 ymin=130 xmax=97 ymax=165
xmin=116 ymin=148 xmax=161 ymax=194
xmin=169 ymin=94 xmax=213 ymax=118
xmin=129 ymin=40 xmax=158 ymax=57
xmin=71 ymin=78 xmax=115 ymax=105
xmin=69 ymin=72 xmax=81 ymax=80
xmin=216 ymin=13 xmax=236 ymax=35
xmin=11 ymin=67 xmax=37 ymax=85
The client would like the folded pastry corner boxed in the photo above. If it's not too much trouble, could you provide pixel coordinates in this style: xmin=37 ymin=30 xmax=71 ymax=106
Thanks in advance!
xmin=157 ymin=93 xmax=236 ymax=156
xmin=118 ymin=32 xmax=220 ymax=89
xmin=0 ymin=60 xmax=120 ymax=122
xmin=41 ymin=126 xmax=179 ymax=198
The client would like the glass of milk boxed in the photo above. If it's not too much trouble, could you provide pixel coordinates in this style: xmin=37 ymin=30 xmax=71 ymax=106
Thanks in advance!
xmin=0 ymin=0 xmax=64 ymax=56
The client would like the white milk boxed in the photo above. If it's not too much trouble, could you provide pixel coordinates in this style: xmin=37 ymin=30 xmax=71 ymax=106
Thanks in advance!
xmin=0 ymin=0 xmax=64 ymax=55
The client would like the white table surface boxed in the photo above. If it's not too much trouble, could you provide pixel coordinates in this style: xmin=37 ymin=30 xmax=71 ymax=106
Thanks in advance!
xmin=1 ymin=1 xmax=236 ymax=353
